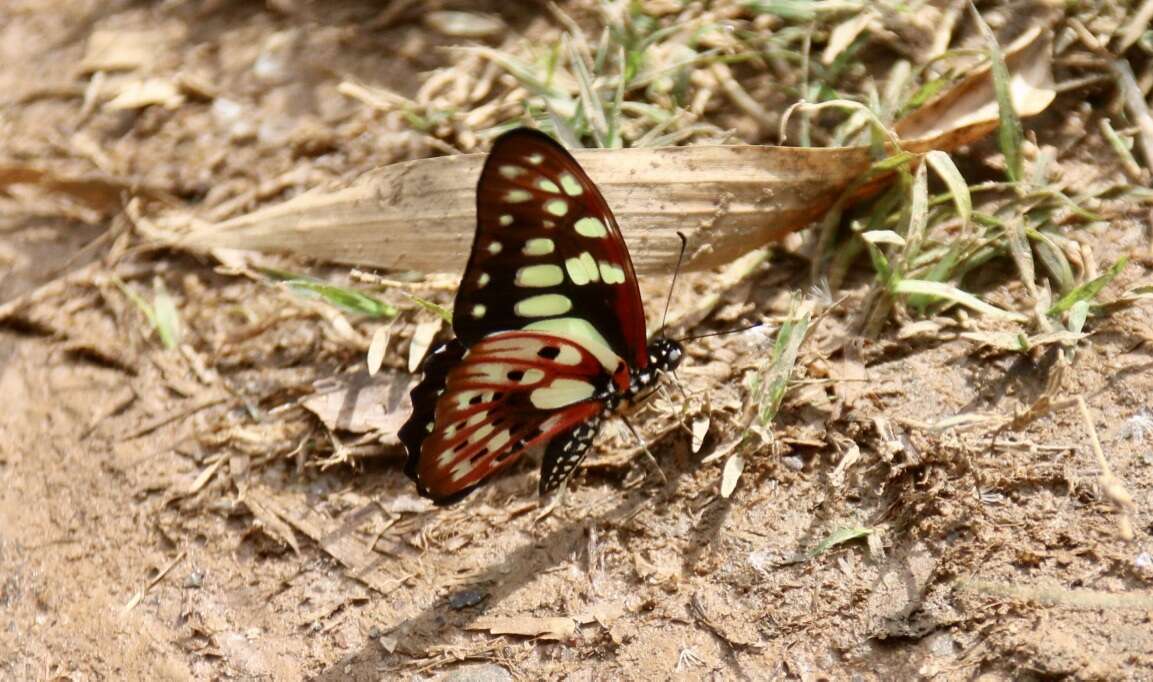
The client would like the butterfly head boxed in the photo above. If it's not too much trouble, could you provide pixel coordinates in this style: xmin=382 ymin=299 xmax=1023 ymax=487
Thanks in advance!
xmin=647 ymin=337 xmax=684 ymax=374
xmin=623 ymin=337 xmax=683 ymax=399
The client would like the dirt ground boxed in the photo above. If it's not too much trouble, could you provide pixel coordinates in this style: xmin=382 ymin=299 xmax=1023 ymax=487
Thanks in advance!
xmin=2 ymin=1 xmax=1153 ymax=680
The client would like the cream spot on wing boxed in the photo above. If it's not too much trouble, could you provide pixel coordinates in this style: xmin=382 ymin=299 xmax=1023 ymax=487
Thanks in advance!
xmin=479 ymin=336 xmax=542 ymax=357
xmin=487 ymin=241 xmax=502 ymax=254
xmin=499 ymin=165 xmax=525 ymax=179
xmin=564 ymin=252 xmax=600 ymax=286
xmin=514 ymin=293 xmax=572 ymax=317
xmin=489 ymin=430 xmax=511 ymax=450
xmin=522 ymin=238 xmax=555 ymax=256
xmin=537 ymin=178 xmax=560 ymax=193
xmin=499 ymin=214 xmax=514 ymax=226
xmin=478 ymin=272 xmax=491 ymax=287
xmin=545 ymin=199 xmax=568 ymax=217
xmin=558 ymin=172 xmax=583 ymax=196
xmin=531 ymin=378 xmax=596 ymax=409
xmin=471 ymin=304 xmax=486 ymax=318
xmin=515 ymin=264 xmax=564 ymax=288
xmin=554 ymin=345 xmax=583 ymax=365
xmin=543 ymin=220 xmax=556 ymax=229
xmin=526 ymin=153 xmax=544 ymax=165
xmin=450 ymin=460 xmax=474 ymax=482
xmin=524 ymin=317 xmax=620 ymax=372
xmin=598 ymin=260 xmax=626 ymax=284
xmin=505 ymin=189 xmax=532 ymax=203
xmin=574 ymin=216 xmax=608 ymax=238
xmin=469 ymin=362 xmax=517 ymax=384
xmin=521 ymin=368 xmax=546 ymax=384
xmin=437 ymin=448 xmax=456 ymax=466
xmin=466 ymin=412 xmax=487 ymax=427
xmin=472 ymin=423 xmax=495 ymax=441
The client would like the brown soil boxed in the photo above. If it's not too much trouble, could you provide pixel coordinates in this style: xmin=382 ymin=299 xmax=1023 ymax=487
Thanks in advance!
xmin=2 ymin=2 xmax=1153 ymax=680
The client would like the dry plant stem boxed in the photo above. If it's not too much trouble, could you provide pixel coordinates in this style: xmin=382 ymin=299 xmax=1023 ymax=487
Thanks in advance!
xmin=960 ymin=579 xmax=1153 ymax=610
xmin=123 ymin=550 xmax=186 ymax=612
xmin=1076 ymin=396 xmax=1137 ymax=541
xmin=1116 ymin=0 xmax=1153 ymax=53
xmin=1111 ymin=59 xmax=1153 ymax=174
xmin=709 ymin=62 xmax=776 ymax=134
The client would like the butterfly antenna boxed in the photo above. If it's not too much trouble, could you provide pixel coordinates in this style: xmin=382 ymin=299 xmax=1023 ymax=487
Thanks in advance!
xmin=674 ymin=321 xmax=765 ymax=344
xmin=657 ymin=232 xmax=689 ymax=336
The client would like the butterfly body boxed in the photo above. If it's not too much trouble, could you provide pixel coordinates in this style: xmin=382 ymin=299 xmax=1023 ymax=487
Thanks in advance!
xmin=399 ymin=129 xmax=682 ymax=504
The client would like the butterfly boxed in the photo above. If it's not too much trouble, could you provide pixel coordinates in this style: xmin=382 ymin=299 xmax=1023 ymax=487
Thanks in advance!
xmin=398 ymin=128 xmax=684 ymax=505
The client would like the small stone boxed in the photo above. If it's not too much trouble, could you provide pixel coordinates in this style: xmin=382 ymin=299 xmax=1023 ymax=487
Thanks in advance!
xmin=782 ymin=455 xmax=804 ymax=471
xmin=447 ymin=589 xmax=486 ymax=610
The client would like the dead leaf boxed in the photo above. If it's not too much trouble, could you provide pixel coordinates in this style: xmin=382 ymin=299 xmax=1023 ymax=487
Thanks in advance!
xmin=691 ymin=415 xmax=710 ymax=454
xmin=408 ymin=319 xmax=441 ymax=373
xmin=105 ymin=78 xmax=185 ymax=110
xmin=423 ymin=11 xmax=506 ymax=38
xmin=720 ymin=455 xmax=744 ymax=499
xmin=80 ymin=29 xmax=162 ymax=73
xmin=0 ymin=164 xmax=162 ymax=213
xmin=467 ymin=615 xmax=577 ymax=641
xmin=154 ymin=30 xmax=1054 ymax=276
xmin=300 ymin=370 xmax=413 ymax=442
xmin=576 ymin=602 xmax=625 ymax=628
xmin=367 ymin=326 xmax=390 ymax=376
xmin=243 ymin=486 xmax=413 ymax=594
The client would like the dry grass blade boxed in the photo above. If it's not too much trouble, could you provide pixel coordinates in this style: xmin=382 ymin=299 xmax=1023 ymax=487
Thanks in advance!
xmin=1111 ymin=59 xmax=1153 ymax=174
xmin=969 ymin=3 xmax=1024 ymax=181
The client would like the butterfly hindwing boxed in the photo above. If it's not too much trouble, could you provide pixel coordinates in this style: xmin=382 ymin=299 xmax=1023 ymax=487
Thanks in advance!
xmin=451 ymin=129 xmax=649 ymax=371
xmin=407 ymin=331 xmax=618 ymax=502
xmin=399 ymin=339 xmax=466 ymax=489
xmin=539 ymin=416 xmax=602 ymax=496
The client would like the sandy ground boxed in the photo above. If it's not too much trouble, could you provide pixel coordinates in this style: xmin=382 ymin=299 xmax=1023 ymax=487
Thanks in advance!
xmin=2 ymin=1 xmax=1153 ymax=680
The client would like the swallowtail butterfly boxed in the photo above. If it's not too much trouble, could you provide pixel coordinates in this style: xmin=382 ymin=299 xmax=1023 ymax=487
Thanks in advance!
xmin=399 ymin=128 xmax=683 ymax=504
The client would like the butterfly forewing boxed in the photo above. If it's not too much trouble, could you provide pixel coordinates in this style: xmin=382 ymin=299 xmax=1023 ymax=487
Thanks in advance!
xmin=452 ymin=129 xmax=649 ymax=371
xmin=407 ymin=331 xmax=620 ymax=502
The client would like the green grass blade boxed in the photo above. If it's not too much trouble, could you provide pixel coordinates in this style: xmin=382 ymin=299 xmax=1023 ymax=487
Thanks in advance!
xmin=970 ymin=4 xmax=1024 ymax=182
xmin=1004 ymin=215 xmax=1038 ymax=300
xmin=808 ymin=526 xmax=874 ymax=559
xmin=924 ymin=150 xmax=972 ymax=234
xmin=1027 ymin=228 xmax=1076 ymax=294
xmin=287 ymin=280 xmax=398 ymax=318
xmin=151 ymin=279 xmax=182 ymax=350
xmin=754 ymin=301 xmax=813 ymax=426
xmin=893 ymin=279 xmax=1028 ymax=321
xmin=401 ymin=292 xmax=453 ymax=324
xmin=1047 ymin=256 xmax=1129 ymax=316
xmin=903 ymin=161 xmax=928 ymax=267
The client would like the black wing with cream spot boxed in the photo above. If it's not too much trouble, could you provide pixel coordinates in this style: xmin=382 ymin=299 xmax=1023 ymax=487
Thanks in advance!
xmin=451 ymin=128 xmax=649 ymax=370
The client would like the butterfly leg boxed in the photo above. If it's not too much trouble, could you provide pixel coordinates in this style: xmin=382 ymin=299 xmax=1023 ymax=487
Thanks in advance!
xmin=621 ymin=416 xmax=668 ymax=485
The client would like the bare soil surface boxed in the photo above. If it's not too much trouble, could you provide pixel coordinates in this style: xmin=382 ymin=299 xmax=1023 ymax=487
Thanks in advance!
xmin=2 ymin=2 xmax=1153 ymax=680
